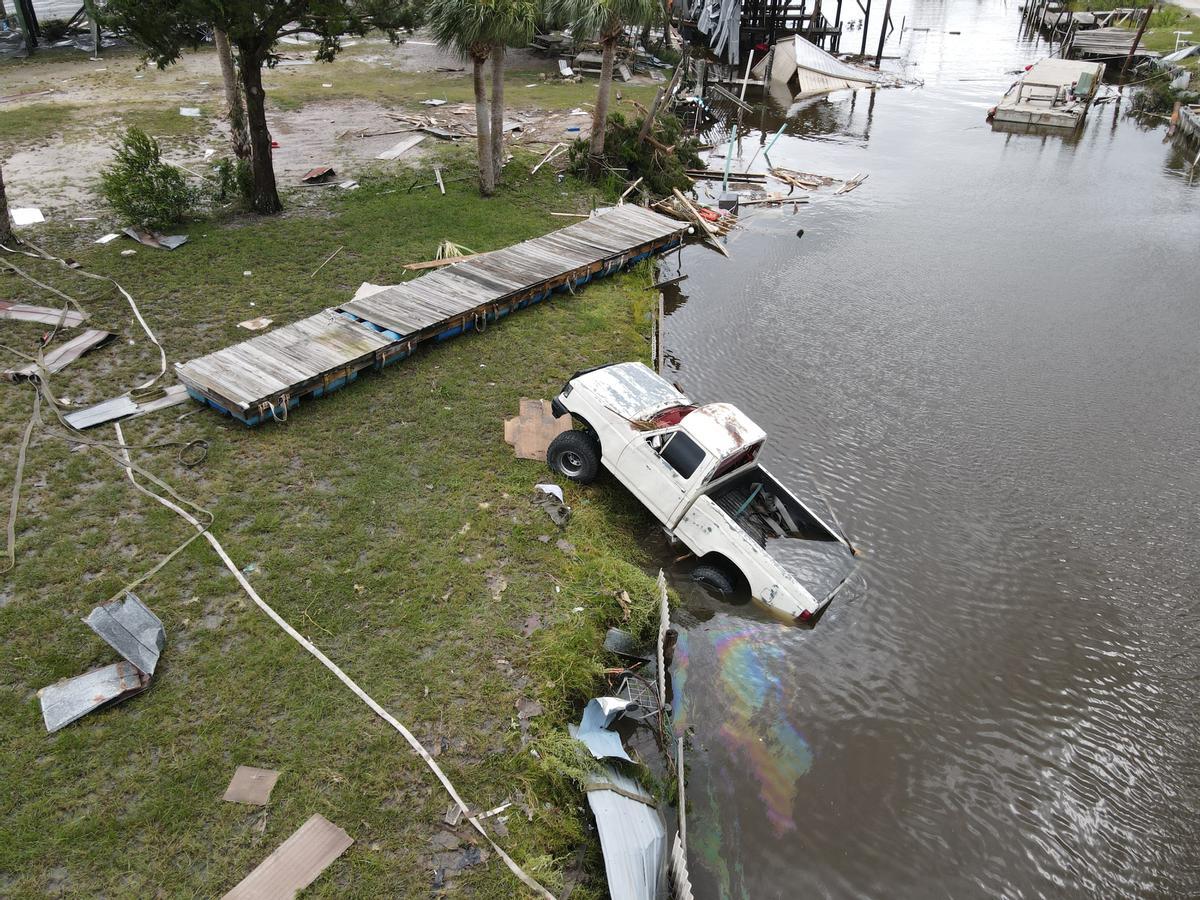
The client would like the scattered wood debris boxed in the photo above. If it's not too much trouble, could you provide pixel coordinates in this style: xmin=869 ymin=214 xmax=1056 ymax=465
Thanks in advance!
xmin=221 ymin=813 xmax=352 ymax=899
xmin=223 ymin=765 xmax=281 ymax=806
xmin=835 ymin=173 xmax=869 ymax=194
xmin=377 ymin=134 xmax=425 ymax=160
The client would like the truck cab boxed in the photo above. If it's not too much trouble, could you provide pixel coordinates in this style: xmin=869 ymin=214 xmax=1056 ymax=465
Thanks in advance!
xmin=549 ymin=362 xmax=857 ymax=622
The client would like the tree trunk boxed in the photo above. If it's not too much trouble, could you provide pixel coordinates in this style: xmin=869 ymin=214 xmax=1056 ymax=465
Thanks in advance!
xmin=589 ymin=36 xmax=618 ymax=176
xmin=490 ymin=45 xmax=505 ymax=185
xmin=214 ymin=28 xmax=250 ymax=159
xmin=0 ymin=165 xmax=14 ymax=247
xmin=239 ymin=56 xmax=283 ymax=214
xmin=473 ymin=54 xmax=494 ymax=197
xmin=663 ymin=0 xmax=674 ymax=48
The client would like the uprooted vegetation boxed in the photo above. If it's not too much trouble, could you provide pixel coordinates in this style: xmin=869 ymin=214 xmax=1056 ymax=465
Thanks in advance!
xmin=569 ymin=111 xmax=704 ymax=197
xmin=0 ymin=154 xmax=668 ymax=896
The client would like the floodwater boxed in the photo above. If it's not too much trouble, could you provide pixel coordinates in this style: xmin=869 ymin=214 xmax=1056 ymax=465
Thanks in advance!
xmin=659 ymin=1 xmax=1200 ymax=897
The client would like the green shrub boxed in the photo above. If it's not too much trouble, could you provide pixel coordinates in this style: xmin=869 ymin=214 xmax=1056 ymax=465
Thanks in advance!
xmin=209 ymin=156 xmax=254 ymax=205
xmin=1129 ymin=71 xmax=1181 ymax=115
xmin=568 ymin=112 xmax=703 ymax=197
xmin=100 ymin=127 xmax=198 ymax=229
xmin=39 ymin=18 xmax=72 ymax=42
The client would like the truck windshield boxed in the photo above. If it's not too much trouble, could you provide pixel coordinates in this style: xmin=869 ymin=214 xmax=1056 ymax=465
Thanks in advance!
xmin=659 ymin=432 xmax=706 ymax=479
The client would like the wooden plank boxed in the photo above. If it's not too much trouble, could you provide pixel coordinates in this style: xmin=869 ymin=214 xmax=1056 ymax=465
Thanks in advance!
xmin=222 ymin=814 xmax=352 ymax=899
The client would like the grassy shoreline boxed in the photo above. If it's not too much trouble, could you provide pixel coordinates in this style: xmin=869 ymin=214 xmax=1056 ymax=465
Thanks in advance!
xmin=0 ymin=150 xmax=667 ymax=896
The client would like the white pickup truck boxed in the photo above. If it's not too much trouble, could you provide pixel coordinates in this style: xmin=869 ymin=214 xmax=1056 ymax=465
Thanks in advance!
xmin=548 ymin=362 xmax=857 ymax=623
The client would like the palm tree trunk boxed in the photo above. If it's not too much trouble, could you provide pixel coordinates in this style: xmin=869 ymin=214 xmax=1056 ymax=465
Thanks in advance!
xmin=214 ymin=28 xmax=250 ymax=160
xmin=0 ymin=165 xmax=14 ymax=247
xmin=473 ymin=54 xmax=494 ymax=197
xmin=490 ymin=45 xmax=505 ymax=185
xmin=239 ymin=56 xmax=283 ymax=214
xmin=589 ymin=36 xmax=618 ymax=176
xmin=663 ymin=0 xmax=674 ymax=47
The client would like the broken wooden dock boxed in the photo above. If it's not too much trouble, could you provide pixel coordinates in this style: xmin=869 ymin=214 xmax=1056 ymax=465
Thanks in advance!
xmin=176 ymin=206 xmax=688 ymax=425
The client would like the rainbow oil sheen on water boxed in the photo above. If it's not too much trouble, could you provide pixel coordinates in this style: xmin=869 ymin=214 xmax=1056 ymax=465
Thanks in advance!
xmin=655 ymin=0 xmax=1200 ymax=897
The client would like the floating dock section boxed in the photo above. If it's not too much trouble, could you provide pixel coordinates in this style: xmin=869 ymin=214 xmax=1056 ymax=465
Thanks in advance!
xmin=990 ymin=58 xmax=1104 ymax=130
xmin=176 ymin=206 xmax=688 ymax=425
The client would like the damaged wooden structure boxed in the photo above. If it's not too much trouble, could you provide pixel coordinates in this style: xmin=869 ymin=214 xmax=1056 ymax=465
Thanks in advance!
xmin=176 ymin=206 xmax=688 ymax=425
xmin=989 ymin=58 xmax=1104 ymax=130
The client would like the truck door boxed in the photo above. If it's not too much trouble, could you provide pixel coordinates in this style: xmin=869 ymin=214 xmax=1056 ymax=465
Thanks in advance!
xmin=615 ymin=429 xmax=708 ymax=526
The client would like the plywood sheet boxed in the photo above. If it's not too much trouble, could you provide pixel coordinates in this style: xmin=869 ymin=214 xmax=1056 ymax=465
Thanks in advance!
xmin=222 ymin=766 xmax=281 ymax=806
xmin=222 ymin=814 xmax=352 ymax=899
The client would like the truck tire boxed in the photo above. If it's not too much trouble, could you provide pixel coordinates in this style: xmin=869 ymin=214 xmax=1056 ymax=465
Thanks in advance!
xmin=547 ymin=430 xmax=600 ymax=484
xmin=692 ymin=564 xmax=734 ymax=594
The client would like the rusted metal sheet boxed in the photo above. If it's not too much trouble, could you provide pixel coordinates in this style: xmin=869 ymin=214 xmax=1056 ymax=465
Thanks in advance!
xmin=5 ymin=329 xmax=114 ymax=380
xmin=222 ymin=814 xmax=353 ymax=899
xmin=37 ymin=592 xmax=164 ymax=732
xmin=38 ymin=661 xmax=151 ymax=733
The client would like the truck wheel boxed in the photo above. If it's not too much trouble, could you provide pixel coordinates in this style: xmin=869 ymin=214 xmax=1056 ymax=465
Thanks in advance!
xmin=547 ymin=430 xmax=600 ymax=484
xmin=692 ymin=564 xmax=734 ymax=595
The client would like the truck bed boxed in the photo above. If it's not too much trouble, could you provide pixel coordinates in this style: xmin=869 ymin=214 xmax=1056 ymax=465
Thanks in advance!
xmin=709 ymin=466 xmax=841 ymax=547
xmin=709 ymin=466 xmax=854 ymax=603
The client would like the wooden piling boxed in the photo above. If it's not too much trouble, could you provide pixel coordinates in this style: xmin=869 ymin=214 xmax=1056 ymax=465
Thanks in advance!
xmin=874 ymin=0 xmax=894 ymax=68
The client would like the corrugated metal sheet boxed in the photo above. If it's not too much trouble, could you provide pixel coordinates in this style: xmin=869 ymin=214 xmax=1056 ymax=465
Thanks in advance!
xmin=571 ymin=697 xmax=635 ymax=761
xmin=38 ymin=661 xmax=150 ymax=732
xmin=63 ymin=396 xmax=139 ymax=430
xmin=584 ymin=765 xmax=668 ymax=900
xmin=37 ymin=593 xmax=164 ymax=732
xmin=83 ymin=593 xmax=165 ymax=676
xmin=670 ymin=831 xmax=693 ymax=900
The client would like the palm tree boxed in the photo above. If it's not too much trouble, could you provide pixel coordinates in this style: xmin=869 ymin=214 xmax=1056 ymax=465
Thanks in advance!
xmin=0 ymin=164 xmax=13 ymax=247
xmin=430 ymin=1 xmax=537 ymax=195
xmin=488 ymin=1 xmax=538 ymax=184
xmin=551 ymin=0 xmax=660 ymax=175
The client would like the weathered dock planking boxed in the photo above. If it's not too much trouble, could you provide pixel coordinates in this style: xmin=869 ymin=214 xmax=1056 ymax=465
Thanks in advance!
xmin=176 ymin=206 xmax=688 ymax=425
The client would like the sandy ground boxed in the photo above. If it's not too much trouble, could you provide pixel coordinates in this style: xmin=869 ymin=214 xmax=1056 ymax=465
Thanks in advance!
xmin=1 ymin=33 xmax=605 ymax=219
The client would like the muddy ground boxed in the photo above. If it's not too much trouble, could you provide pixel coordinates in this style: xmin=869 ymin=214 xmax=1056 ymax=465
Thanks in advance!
xmin=0 ymin=32 xmax=662 ymax=219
